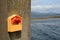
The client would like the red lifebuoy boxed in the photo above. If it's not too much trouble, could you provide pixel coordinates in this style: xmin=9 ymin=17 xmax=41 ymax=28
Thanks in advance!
xmin=11 ymin=16 xmax=22 ymax=24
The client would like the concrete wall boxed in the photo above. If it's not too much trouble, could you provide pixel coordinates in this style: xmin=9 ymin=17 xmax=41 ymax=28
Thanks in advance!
xmin=0 ymin=0 xmax=31 ymax=40
xmin=0 ymin=0 xmax=10 ymax=40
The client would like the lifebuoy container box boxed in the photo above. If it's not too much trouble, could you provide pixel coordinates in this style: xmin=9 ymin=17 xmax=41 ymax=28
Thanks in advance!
xmin=8 ymin=15 xmax=22 ymax=32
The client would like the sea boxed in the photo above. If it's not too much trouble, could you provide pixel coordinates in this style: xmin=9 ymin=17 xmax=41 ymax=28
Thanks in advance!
xmin=31 ymin=12 xmax=60 ymax=40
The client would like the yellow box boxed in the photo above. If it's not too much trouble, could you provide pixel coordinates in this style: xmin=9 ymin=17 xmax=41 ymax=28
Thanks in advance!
xmin=8 ymin=15 xmax=22 ymax=32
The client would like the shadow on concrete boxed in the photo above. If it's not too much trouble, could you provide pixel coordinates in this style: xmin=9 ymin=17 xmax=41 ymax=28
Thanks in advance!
xmin=8 ymin=31 xmax=21 ymax=40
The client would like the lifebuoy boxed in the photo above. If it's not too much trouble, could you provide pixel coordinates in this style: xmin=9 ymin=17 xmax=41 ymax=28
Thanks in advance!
xmin=11 ymin=16 xmax=22 ymax=24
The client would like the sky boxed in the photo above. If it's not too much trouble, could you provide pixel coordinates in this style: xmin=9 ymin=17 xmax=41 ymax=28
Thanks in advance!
xmin=31 ymin=0 xmax=60 ymax=13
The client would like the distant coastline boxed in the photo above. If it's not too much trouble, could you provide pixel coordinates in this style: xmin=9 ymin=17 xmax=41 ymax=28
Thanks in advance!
xmin=48 ymin=16 xmax=60 ymax=18
xmin=31 ymin=16 xmax=60 ymax=20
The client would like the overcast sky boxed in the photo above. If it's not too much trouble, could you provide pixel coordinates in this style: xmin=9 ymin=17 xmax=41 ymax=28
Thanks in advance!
xmin=31 ymin=0 xmax=60 ymax=13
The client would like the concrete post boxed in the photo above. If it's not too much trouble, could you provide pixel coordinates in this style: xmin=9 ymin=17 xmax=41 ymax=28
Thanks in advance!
xmin=7 ymin=0 xmax=31 ymax=40
xmin=0 ymin=0 xmax=10 ymax=40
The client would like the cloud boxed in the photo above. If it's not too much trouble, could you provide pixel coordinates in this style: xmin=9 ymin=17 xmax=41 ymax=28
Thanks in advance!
xmin=31 ymin=5 xmax=60 ymax=13
xmin=31 ymin=5 xmax=60 ymax=10
xmin=31 ymin=0 xmax=42 ymax=6
xmin=31 ymin=0 xmax=60 ymax=13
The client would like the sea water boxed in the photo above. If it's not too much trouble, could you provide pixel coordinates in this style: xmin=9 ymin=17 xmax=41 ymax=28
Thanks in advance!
xmin=31 ymin=18 xmax=60 ymax=40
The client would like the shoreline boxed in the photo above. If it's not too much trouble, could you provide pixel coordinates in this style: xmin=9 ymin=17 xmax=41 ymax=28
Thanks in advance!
xmin=31 ymin=16 xmax=60 ymax=20
xmin=31 ymin=18 xmax=60 ymax=20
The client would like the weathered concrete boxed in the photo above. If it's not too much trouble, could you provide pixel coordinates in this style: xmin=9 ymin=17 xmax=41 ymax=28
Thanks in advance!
xmin=0 ymin=0 xmax=10 ymax=40
xmin=20 ymin=0 xmax=31 ymax=40
xmin=8 ymin=31 xmax=21 ymax=40
xmin=7 ymin=0 xmax=31 ymax=40
xmin=0 ymin=0 xmax=31 ymax=40
xmin=7 ymin=0 xmax=22 ymax=40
